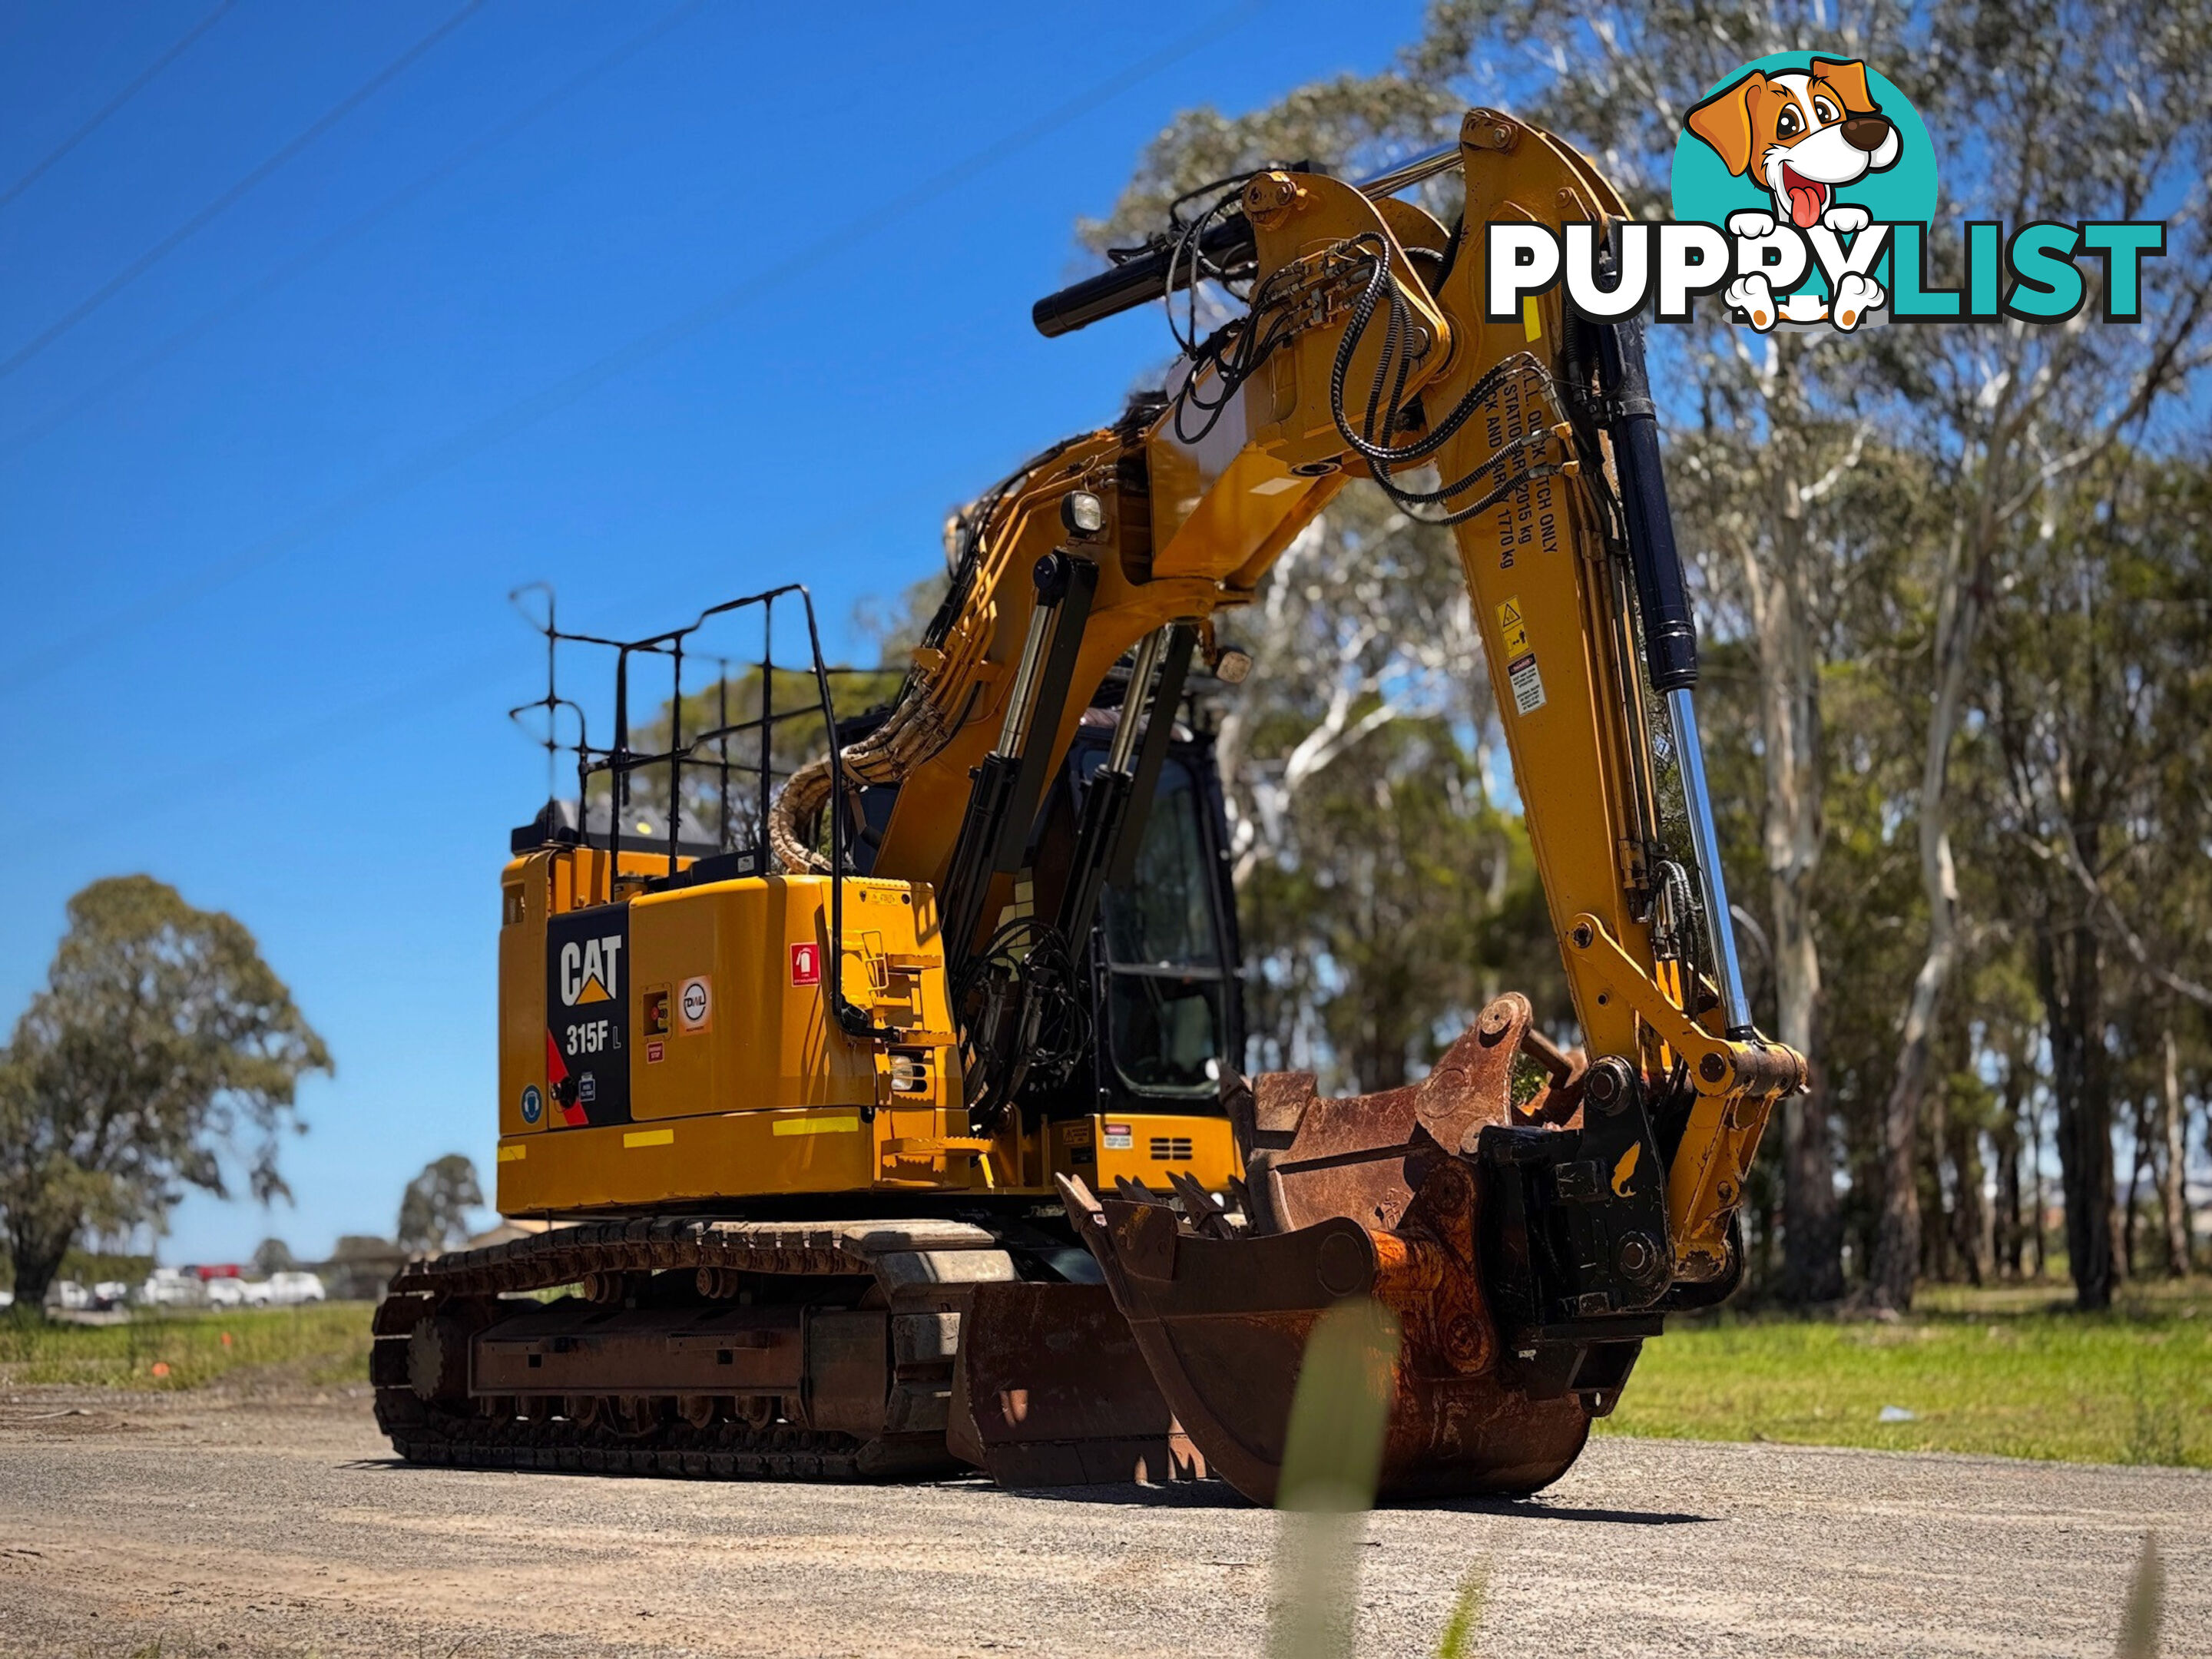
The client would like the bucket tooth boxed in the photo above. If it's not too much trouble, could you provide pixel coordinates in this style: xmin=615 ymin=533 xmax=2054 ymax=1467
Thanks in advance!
xmin=1114 ymin=1174 xmax=1171 ymax=1205
xmin=1165 ymin=1167 xmax=1236 ymax=1237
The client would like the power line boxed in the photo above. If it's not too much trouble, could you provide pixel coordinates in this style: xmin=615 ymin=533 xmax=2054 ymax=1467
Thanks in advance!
xmin=0 ymin=1 xmax=1265 ymax=697
xmin=0 ymin=0 xmax=487 ymax=384
xmin=0 ymin=0 xmax=710 ymax=465
xmin=0 ymin=0 xmax=237 ymax=211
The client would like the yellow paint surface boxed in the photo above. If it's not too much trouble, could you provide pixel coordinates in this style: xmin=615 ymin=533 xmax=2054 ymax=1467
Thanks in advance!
xmin=773 ymin=1114 xmax=861 ymax=1137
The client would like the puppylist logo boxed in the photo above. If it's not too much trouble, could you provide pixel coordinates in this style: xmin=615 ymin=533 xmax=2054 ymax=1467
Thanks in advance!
xmin=1485 ymin=52 xmax=2165 ymax=333
xmin=1677 ymin=54 xmax=1929 ymax=329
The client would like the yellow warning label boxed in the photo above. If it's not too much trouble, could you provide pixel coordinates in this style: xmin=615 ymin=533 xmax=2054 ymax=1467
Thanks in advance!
xmin=1497 ymin=594 xmax=1546 ymax=716
xmin=622 ymin=1128 xmax=674 ymax=1149
xmin=1496 ymin=597 xmax=1530 ymax=657
xmin=1522 ymin=295 xmax=1542 ymax=342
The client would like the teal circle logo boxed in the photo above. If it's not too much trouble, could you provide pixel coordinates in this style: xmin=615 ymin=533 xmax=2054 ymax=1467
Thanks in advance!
xmin=521 ymin=1084 xmax=542 ymax=1125
xmin=1672 ymin=54 xmax=1936 ymax=230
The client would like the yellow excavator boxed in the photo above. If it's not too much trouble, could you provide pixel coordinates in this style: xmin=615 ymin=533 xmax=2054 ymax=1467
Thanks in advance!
xmin=374 ymin=108 xmax=1804 ymax=1502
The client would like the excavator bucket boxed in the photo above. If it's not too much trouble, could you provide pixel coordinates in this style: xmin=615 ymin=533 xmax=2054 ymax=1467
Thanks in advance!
xmin=949 ymin=1280 xmax=1207 ymax=1487
xmin=1059 ymin=993 xmax=1614 ymax=1505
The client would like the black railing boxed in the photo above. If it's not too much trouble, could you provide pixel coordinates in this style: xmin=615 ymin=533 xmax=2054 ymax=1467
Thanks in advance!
xmin=508 ymin=582 xmax=896 ymax=1044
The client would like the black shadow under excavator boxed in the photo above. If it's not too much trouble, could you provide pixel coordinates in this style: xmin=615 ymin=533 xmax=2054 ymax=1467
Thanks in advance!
xmin=375 ymin=109 xmax=1805 ymax=1502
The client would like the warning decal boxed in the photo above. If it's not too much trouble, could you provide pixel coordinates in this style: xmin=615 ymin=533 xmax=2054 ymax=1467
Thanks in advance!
xmin=1497 ymin=596 xmax=1547 ymax=716
xmin=790 ymin=942 xmax=822 ymax=987
xmin=1497 ymin=596 xmax=1530 ymax=657
xmin=1508 ymin=654 xmax=1548 ymax=716
xmin=546 ymin=904 xmax=631 ymax=1127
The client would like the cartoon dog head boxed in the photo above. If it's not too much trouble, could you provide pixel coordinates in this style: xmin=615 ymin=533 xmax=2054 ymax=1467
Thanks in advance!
xmin=1686 ymin=58 xmax=1901 ymax=228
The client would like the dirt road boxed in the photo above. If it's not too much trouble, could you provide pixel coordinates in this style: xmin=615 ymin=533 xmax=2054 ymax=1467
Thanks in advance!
xmin=1 ymin=1386 xmax=2203 ymax=1657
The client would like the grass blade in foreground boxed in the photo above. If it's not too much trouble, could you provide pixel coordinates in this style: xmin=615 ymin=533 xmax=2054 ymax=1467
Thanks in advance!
xmin=1268 ymin=1296 xmax=1401 ymax=1659
xmin=1433 ymin=1565 xmax=1489 ymax=1659
xmin=2118 ymin=1532 xmax=2164 ymax=1658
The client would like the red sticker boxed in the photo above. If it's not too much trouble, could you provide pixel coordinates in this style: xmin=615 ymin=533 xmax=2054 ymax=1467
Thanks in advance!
xmin=646 ymin=1040 xmax=665 ymax=1065
xmin=790 ymin=942 xmax=821 ymax=986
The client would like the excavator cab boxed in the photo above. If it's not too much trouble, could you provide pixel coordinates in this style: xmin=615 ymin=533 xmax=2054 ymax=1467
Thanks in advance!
xmin=1033 ymin=707 xmax=1243 ymax=1119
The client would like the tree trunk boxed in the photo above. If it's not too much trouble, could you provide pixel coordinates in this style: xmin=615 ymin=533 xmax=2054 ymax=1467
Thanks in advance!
xmin=1875 ymin=972 xmax=1948 ymax=1306
xmin=2040 ymin=903 xmax=2115 ymax=1310
xmin=1994 ymin=1126 xmax=2020 ymax=1279
xmin=1948 ymin=1107 xmax=1990 ymax=1287
xmin=2031 ymin=1092 xmax=2049 ymax=1280
xmin=1781 ymin=1084 xmax=1842 ymax=1302
xmin=1734 ymin=363 xmax=1843 ymax=1307
xmin=1766 ymin=794 xmax=1834 ymax=1302
xmin=4 ymin=1217 xmax=73 ymax=1320
xmin=1871 ymin=937 xmax=1949 ymax=1307
xmin=2159 ymin=1028 xmax=2192 ymax=1277
xmin=1926 ymin=1084 xmax=1952 ymax=1283
xmin=2123 ymin=1098 xmax=2148 ymax=1280
xmin=2109 ymin=1167 xmax=2130 ymax=1293
xmin=1869 ymin=526 xmax=1984 ymax=1310
xmin=1993 ymin=1065 xmax=2026 ymax=1278
xmin=2057 ymin=1101 xmax=2115 ymax=1309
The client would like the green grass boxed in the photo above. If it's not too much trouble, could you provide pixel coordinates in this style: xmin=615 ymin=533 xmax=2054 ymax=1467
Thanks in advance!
xmin=0 ymin=1302 xmax=373 ymax=1392
xmin=1598 ymin=1277 xmax=2212 ymax=1467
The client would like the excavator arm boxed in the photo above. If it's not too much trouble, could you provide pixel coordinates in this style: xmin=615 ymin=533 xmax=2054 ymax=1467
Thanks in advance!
xmin=781 ymin=108 xmax=1804 ymax=1499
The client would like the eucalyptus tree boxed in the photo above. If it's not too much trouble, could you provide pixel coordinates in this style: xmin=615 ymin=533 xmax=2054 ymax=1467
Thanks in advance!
xmin=0 ymin=876 xmax=328 ymax=1316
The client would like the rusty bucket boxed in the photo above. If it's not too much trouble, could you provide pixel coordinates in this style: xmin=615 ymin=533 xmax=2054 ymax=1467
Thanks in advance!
xmin=1061 ymin=993 xmax=1601 ymax=1504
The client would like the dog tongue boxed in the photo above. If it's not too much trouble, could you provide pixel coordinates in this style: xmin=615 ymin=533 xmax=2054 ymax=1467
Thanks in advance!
xmin=1788 ymin=184 xmax=1824 ymax=227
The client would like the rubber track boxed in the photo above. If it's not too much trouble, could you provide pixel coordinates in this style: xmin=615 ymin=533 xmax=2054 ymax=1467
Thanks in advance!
xmin=372 ymin=1217 xmax=997 ymax=1481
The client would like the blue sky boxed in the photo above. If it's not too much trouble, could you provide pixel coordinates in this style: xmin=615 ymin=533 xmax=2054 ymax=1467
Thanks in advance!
xmin=0 ymin=0 xmax=1427 ymax=1263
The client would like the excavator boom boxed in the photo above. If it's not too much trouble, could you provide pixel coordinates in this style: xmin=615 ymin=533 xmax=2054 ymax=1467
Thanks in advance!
xmin=816 ymin=109 xmax=1806 ymax=1498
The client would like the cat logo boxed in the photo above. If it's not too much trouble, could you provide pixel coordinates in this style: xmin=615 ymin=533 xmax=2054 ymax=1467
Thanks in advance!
xmin=545 ymin=906 xmax=632 ymax=1127
xmin=558 ymin=934 xmax=624 ymax=1007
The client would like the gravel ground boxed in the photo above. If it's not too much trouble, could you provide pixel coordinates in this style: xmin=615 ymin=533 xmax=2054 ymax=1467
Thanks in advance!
xmin=0 ymin=1385 xmax=2203 ymax=1658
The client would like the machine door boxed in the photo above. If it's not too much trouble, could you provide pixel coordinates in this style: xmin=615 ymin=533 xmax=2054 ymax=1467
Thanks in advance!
xmin=1091 ymin=750 xmax=1237 ymax=1100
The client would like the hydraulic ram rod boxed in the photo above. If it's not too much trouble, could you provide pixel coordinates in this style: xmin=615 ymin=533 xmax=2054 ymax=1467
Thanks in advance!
xmin=1598 ymin=313 xmax=1756 ymax=1040
xmin=1032 ymin=142 xmax=1462 ymax=339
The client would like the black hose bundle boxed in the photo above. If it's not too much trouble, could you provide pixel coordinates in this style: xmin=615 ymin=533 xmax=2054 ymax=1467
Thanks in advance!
xmin=1322 ymin=233 xmax=1578 ymax=526
xmin=952 ymin=916 xmax=1091 ymax=1115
